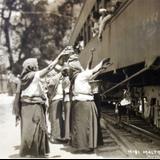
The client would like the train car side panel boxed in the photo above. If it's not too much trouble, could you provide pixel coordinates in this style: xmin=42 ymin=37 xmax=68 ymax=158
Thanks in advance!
xmin=79 ymin=0 xmax=160 ymax=70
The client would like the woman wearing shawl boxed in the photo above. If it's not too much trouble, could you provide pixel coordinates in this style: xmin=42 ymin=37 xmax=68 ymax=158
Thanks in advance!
xmin=13 ymin=51 xmax=69 ymax=157
xmin=68 ymin=57 xmax=110 ymax=153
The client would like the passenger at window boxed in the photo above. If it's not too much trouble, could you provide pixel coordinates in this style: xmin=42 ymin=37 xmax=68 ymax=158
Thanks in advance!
xmin=91 ymin=8 xmax=113 ymax=41
xmin=111 ymin=0 xmax=123 ymax=10
xmin=76 ymin=40 xmax=85 ymax=52
xmin=74 ymin=40 xmax=84 ymax=53
xmin=98 ymin=8 xmax=113 ymax=41
xmin=91 ymin=11 xmax=101 ymax=37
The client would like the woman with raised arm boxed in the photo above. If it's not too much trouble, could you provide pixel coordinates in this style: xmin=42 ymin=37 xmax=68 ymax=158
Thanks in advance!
xmin=13 ymin=51 xmax=69 ymax=158
xmin=68 ymin=57 xmax=110 ymax=153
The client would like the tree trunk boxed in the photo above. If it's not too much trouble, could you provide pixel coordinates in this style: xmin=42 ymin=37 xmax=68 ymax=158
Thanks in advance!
xmin=4 ymin=19 xmax=14 ymax=69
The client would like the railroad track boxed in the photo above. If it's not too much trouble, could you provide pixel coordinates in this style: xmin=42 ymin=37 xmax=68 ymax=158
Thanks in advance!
xmin=102 ymin=111 xmax=160 ymax=144
xmin=99 ymin=111 xmax=160 ymax=158
xmin=96 ymin=126 xmax=129 ymax=158
xmin=96 ymin=118 xmax=131 ymax=158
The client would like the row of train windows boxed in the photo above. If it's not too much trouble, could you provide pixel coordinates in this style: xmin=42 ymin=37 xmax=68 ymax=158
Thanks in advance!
xmin=74 ymin=0 xmax=127 ymax=51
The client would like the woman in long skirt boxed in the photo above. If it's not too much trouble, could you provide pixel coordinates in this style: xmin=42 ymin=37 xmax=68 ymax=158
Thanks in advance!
xmin=69 ymin=59 xmax=109 ymax=152
xmin=13 ymin=51 xmax=70 ymax=157
xmin=48 ymin=74 xmax=64 ymax=143
xmin=62 ymin=74 xmax=71 ymax=141
xmin=71 ymin=100 xmax=98 ymax=152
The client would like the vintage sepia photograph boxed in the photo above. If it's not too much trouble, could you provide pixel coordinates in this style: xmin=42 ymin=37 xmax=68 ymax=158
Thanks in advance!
xmin=0 ymin=0 xmax=160 ymax=159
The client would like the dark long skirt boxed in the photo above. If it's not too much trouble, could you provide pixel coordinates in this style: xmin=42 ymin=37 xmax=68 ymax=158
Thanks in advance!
xmin=64 ymin=102 xmax=71 ymax=140
xmin=48 ymin=100 xmax=64 ymax=139
xmin=94 ymin=94 xmax=104 ymax=146
xmin=71 ymin=101 xmax=98 ymax=150
xmin=20 ymin=104 xmax=50 ymax=157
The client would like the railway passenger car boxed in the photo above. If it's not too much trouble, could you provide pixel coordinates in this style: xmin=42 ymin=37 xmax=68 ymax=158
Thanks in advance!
xmin=69 ymin=0 xmax=160 ymax=128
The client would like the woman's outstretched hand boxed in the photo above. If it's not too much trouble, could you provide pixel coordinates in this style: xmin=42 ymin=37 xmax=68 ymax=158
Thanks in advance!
xmin=57 ymin=46 xmax=74 ymax=61
xmin=102 ymin=58 xmax=111 ymax=66
xmin=49 ymin=46 xmax=74 ymax=69
xmin=55 ymin=46 xmax=74 ymax=66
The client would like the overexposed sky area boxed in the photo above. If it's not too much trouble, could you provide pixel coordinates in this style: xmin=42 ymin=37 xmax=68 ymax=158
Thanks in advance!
xmin=48 ymin=0 xmax=56 ymax=4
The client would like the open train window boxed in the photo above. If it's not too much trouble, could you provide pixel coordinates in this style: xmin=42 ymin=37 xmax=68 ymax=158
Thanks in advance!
xmin=101 ymin=0 xmax=110 ymax=8
xmin=81 ymin=26 xmax=86 ymax=47
xmin=84 ymin=21 xmax=89 ymax=44
xmin=150 ymin=98 xmax=156 ymax=106
xmin=95 ymin=0 xmax=101 ymax=11
xmin=82 ymin=21 xmax=91 ymax=45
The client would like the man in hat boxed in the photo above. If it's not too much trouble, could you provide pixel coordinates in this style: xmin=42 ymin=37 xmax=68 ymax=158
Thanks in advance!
xmin=91 ymin=11 xmax=101 ymax=37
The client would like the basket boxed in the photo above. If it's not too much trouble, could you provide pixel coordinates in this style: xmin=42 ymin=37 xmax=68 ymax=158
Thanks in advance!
xmin=89 ymin=80 xmax=102 ymax=94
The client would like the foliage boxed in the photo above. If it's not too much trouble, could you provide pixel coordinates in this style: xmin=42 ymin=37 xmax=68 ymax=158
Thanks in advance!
xmin=0 ymin=0 xmax=83 ymax=74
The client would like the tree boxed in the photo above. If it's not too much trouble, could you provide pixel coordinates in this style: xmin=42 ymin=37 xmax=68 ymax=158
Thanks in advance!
xmin=0 ymin=0 xmax=84 ymax=75
xmin=1 ymin=0 xmax=15 ymax=70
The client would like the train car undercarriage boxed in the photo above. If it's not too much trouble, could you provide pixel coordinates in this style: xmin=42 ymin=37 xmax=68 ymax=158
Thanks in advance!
xmin=99 ymin=58 xmax=160 ymax=129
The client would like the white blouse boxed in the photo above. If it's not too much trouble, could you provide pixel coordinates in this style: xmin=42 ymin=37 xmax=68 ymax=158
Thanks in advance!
xmin=73 ymin=70 xmax=94 ymax=101
xmin=62 ymin=76 xmax=71 ymax=102
xmin=21 ymin=72 xmax=44 ymax=99
xmin=52 ymin=80 xmax=63 ymax=101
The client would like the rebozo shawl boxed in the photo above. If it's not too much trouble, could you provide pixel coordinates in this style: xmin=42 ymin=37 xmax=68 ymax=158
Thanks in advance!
xmin=13 ymin=58 xmax=38 ymax=118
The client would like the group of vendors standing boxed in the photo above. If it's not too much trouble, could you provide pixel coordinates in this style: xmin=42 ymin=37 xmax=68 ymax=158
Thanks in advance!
xmin=13 ymin=46 xmax=110 ymax=157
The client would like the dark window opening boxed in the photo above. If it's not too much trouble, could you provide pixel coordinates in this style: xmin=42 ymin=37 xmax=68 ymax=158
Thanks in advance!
xmin=150 ymin=98 xmax=156 ymax=106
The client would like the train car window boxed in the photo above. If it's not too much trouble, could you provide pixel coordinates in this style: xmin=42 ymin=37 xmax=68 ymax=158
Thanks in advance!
xmin=92 ymin=6 xmax=96 ymax=13
xmin=87 ymin=16 xmax=92 ymax=41
xmin=82 ymin=26 xmax=86 ymax=47
xmin=101 ymin=0 xmax=105 ymax=8
xmin=99 ymin=0 xmax=110 ymax=8
xmin=105 ymin=0 xmax=112 ymax=8
xmin=84 ymin=22 xmax=88 ymax=45
xmin=111 ymin=0 xmax=124 ymax=10
xmin=74 ymin=34 xmax=85 ymax=54
xmin=150 ymin=98 xmax=156 ymax=106
xmin=90 ymin=16 xmax=95 ymax=39
xmin=83 ymin=22 xmax=87 ymax=44
xmin=75 ymin=0 xmax=128 ymax=49
xmin=95 ymin=0 xmax=101 ymax=11
xmin=103 ymin=0 xmax=110 ymax=8
xmin=85 ymin=22 xmax=89 ymax=43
